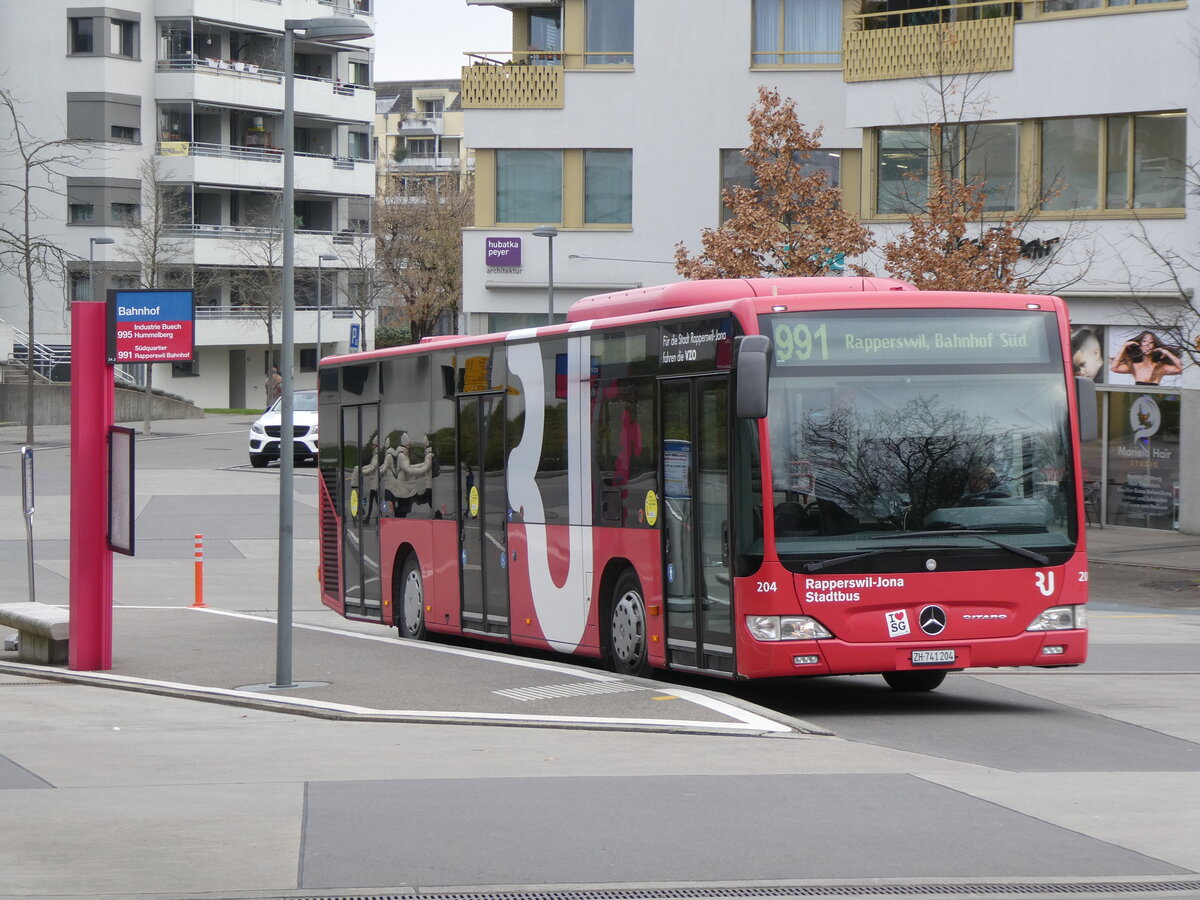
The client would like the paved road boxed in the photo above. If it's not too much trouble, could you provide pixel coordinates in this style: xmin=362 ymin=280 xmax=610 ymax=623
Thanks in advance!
xmin=0 ymin=416 xmax=1198 ymax=900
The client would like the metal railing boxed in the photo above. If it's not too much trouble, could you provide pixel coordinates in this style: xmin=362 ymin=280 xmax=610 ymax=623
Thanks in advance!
xmin=156 ymin=57 xmax=282 ymax=82
xmin=195 ymin=305 xmax=358 ymax=320
xmin=850 ymin=1 xmax=1018 ymax=31
xmin=165 ymin=223 xmax=373 ymax=240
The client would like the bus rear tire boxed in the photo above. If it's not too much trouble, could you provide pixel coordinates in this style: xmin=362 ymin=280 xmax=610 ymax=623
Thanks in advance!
xmin=608 ymin=569 xmax=650 ymax=678
xmin=882 ymin=669 xmax=947 ymax=692
xmin=397 ymin=554 xmax=426 ymax=641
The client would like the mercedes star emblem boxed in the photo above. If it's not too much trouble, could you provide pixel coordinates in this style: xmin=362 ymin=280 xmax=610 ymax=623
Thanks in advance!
xmin=919 ymin=605 xmax=947 ymax=636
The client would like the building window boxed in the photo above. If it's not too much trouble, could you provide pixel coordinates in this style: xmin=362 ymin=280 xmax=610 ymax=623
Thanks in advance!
xmin=349 ymin=131 xmax=371 ymax=160
xmin=586 ymin=0 xmax=634 ymax=65
xmin=112 ymin=202 xmax=140 ymax=225
xmin=1041 ymin=112 xmax=1185 ymax=211
xmin=110 ymin=125 xmax=139 ymax=143
xmin=69 ymin=16 xmax=94 ymax=54
xmin=350 ymin=61 xmax=370 ymax=87
xmin=111 ymin=19 xmax=137 ymax=58
xmin=876 ymin=127 xmax=933 ymax=214
xmin=875 ymin=123 xmax=1017 ymax=214
xmin=69 ymin=203 xmax=95 ymax=224
xmin=752 ymin=0 xmax=841 ymax=66
xmin=172 ymin=359 xmax=199 ymax=378
xmin=721 ymin=147 xmax=843 ymax=223
xmin=70 ymin=270 xmax=91 ymax=302
xmin=1043 ymin=0 xmax=1177 ymax=11
xmin=584 ymin=150 xmax=632 ymax=224
xmin=496 ymin=149 xmax=563 ymax=224
xmin=529 ymin=7 xmax=563 ymax=61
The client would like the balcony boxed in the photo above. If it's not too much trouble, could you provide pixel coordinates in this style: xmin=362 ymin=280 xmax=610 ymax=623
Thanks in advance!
xmin=461 ymin=53 xmax=563 ymax=109
xmin=843 ymin=1 xmax=1016 ymax=83
xmin=384 ymin=154 xmax=460 ymax=172
xmin=156 ymin=142 xmax=373 ymax=194
xmin=165 ymin=224 xmax=369 ymax=267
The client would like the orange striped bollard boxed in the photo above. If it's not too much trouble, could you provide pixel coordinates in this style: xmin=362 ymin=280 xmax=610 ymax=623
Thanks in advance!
xmin=192 ymin=534 xmax=207 ymax=608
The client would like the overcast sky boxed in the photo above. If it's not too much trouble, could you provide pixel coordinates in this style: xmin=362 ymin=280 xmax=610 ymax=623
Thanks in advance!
xmin=373 ymin=2 xmax=512 ymax=82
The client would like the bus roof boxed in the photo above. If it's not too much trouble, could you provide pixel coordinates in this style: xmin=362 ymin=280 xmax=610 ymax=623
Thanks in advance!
xmin=565 ymin=276 xmax=915 ymax=322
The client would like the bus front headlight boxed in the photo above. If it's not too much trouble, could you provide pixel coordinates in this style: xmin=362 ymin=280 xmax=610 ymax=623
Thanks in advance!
xmin=1026 ymin=605 xmax=1086 ymax=631
xmin=747 ymin=615 xmax=832 ymax=641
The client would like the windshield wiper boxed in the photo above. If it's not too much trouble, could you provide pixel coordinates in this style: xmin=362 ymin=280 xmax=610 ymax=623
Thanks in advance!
xmin=869 ymin=529 xmax=1050 ymax=565
xmin=802 ymin=549 xmax=890 ymax=573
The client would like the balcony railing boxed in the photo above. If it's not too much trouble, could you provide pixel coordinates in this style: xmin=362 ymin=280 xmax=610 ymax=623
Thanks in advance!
xmin=157 ymin=57 xmax=282 ymax=82
xmin=843 ymin=1 xmax=1016 ymax=83
xmin=384 ymin=154 xmax=460 ymax=171
xmin=195 ymin=305 xmax=357 ymax=320
xmin=461 ymin=53 xmax=563 ymax=109
xmin=158 ymin=141 xmax=283 ymax=161
xmin=166 ymin=224 xmax=371 ymax=240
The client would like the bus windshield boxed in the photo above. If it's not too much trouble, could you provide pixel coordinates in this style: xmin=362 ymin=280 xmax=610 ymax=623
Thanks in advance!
xmin=763 ymin=309 xmax=1076 ymax=571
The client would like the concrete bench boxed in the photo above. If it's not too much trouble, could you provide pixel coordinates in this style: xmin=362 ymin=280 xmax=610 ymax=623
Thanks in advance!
xmin=0 ymin=603 xmax=69 ymax=665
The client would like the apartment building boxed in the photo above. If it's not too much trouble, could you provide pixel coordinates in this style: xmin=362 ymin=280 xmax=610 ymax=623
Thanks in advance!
xmin=0 ymin=0 xmax=376 ymax=409
xmin=374 ymin=79 xmax=472 ymax=195
xmin=460 ymin=0 xmax=1198 ymax=533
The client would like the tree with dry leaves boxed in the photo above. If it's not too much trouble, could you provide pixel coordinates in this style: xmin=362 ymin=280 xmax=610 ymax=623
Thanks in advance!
xmin=375 ymin=176 xmax=472 ymax=342
xmin=675 ymin=86 xmax=874 ymax=279
xmin=879 ymin=126 xmax=1027 ymax=292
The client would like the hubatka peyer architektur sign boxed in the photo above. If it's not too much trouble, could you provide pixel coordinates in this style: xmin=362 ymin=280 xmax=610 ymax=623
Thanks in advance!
xmin=106 ymin=289 xmax=195 ymax=365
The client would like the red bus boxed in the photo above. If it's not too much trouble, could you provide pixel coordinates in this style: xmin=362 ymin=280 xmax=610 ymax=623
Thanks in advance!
xmin=316 ymin=277 xmax=1095 ymax=691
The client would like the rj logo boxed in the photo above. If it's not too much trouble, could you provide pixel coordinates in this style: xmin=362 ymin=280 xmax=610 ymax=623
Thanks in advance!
xmin=1035 ymin=571 xmax=1055 ymax=597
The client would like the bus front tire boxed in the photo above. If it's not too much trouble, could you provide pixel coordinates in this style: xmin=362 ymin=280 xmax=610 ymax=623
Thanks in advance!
xmin=882 ymin=669 xmax=947 ymax=692
xmin=397 ymin=555 xmax=426 ymax=641
xmin=608 ymin=569 xmax=650 ymax=678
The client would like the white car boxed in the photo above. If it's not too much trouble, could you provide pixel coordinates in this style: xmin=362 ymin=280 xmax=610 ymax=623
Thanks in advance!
xmin=249 ymin=389 xmax=319 ymax=468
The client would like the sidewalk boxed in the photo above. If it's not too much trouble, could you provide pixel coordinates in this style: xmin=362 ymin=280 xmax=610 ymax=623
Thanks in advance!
xmin=1085 ymin=524 xmax=1200 ymax=572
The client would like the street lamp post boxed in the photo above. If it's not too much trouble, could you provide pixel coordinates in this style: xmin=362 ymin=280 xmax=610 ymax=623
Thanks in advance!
xmin=532 ymin=226 xmax=557 ymax=325
xmin=89 ymin=237 xmax=115 ymax=303
xmin=276 ymin=15 xmax=373 ymax=690
xmin=316 ymin=253 xmax=340 ymax=359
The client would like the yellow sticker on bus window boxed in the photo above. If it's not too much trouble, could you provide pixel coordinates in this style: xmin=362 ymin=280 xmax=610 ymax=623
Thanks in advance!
xmin=350 ymin=488 xmax=360 ymax=518
xmin=469 ymin=485 xmax=480 ymax=518
xmin=645 ymin=490 xmax=659 ymax=526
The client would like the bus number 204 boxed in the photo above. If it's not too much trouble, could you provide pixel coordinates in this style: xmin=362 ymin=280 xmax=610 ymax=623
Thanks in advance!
xmin=757 ymin=581 xmax=778 ymax=593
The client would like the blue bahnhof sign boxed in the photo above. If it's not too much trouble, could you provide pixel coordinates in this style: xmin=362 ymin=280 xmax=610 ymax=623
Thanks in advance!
xmin=106 ymin=289 xmax=195 ymax=365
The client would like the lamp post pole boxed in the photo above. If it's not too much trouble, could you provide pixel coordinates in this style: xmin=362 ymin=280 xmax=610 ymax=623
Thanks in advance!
xmin=89 ymin=237 xmax=114 ymax=303
xmin=532 ymin=226 xmax=557 ymax=325
xmin=275 ymin=16 xmax=372 ymax=690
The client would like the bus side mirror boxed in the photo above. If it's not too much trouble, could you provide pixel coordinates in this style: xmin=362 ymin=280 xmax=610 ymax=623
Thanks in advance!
xmin=1075 ymin=376 xmax=1098 ymax=443
xmin=735 ymin=335 xmax=771 ymax=419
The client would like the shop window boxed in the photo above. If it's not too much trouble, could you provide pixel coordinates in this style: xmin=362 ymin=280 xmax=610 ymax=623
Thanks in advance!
xmin=1104 ymin=392 xmax=1180 ymax=530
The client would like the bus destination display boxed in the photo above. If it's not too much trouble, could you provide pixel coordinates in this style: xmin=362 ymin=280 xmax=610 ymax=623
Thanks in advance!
xmin=766 ymin=312 xmax=1051 ymax=367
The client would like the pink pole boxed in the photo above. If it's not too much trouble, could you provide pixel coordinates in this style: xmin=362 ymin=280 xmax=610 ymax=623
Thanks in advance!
xmin=69 ymin=301 xmax=114 ymax=670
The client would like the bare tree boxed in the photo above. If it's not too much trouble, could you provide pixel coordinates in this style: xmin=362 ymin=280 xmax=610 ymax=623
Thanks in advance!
xmin=227 ymin=208 xmax=284 ymax=403
xmin=1111 ymin=157 xmax=1200 ymax=368
xmin=335 ymin=225 xmax=387 ymax=352
xmin=375 ymin=175 xmax=472 ymax=341
xmin=118 ymin=155 xmax=194 ymax=433
xmin=675 ymin=86 xmax=875 ymax=279
xmin=0 ymin=87 xmax=89 ymax=446
xmin=872 ymin=39 xmax=1091 ymax=293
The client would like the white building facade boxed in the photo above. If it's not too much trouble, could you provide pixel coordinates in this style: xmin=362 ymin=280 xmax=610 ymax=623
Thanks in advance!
xmin=460 ymin=0 xmax=1199 ymax=534
xmin=0 ymin=0 xmax=376 ymax=410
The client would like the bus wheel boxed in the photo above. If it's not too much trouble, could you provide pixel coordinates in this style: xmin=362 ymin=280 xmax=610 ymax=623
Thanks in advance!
xmin=882 ymin=669 xmax=947 ymax=692
xmin=397 ymin=555 xmax=426 ymax=641
xmin=608 ymin=570 xmax=650 ymax=678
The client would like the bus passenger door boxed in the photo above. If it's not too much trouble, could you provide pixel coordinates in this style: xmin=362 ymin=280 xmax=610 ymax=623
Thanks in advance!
xmin=457 ymin=392 xmax=510 ymax=636
xmin=341 ymin=403 xmax=382 ymax=619
xmin=661 ymin=377 xmax=734 ymax=674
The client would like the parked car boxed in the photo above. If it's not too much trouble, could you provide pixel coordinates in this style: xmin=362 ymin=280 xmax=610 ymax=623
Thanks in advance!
xmin=248 ymin=389 xmax=319 ymax=468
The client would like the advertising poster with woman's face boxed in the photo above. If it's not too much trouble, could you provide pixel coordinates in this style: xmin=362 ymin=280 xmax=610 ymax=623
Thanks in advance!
xmin=1070 ymin=325 xmax=1106 ymax=383
xmin=1106 ymin=327 xmax=1185 ymax=388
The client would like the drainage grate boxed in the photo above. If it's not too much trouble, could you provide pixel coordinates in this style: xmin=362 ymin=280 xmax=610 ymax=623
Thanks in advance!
xmin=494 ymin=681 xmax=647 ymax=702
xmin=263 ymin=882 xmax=1200 ymax=900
